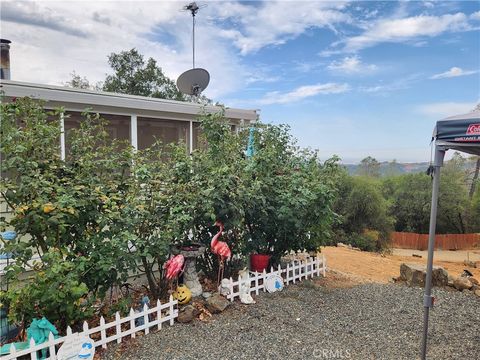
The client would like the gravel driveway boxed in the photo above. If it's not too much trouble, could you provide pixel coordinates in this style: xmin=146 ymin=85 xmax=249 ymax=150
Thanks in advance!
xmin=102 ymin=278 xmax=479 ymax=360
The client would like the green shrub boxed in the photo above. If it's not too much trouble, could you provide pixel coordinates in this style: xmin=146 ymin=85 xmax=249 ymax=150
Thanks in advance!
xmin=4 ymin=249 xmax=94 ymax=329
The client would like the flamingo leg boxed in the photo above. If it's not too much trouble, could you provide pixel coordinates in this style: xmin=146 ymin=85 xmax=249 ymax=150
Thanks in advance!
xmin=217 ymin=257 xmax=226 ymax=290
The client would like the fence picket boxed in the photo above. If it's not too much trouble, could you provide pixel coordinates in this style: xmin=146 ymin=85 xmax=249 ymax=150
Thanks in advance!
xmin=169 ymin=295 xmax=175 ymax=326
xmin=28 ymin=338 xmax=36 ymax=360
xmin=129 ymin=308 xmax=136 ymax=338
xmin=254 ymin=272 xmax=259 ymax=295
xmin=115 ymin=312 xmax=122 ymax=343
xmin=48 ymin=331 xmax=56 ymax=359
xmin=286 ymin=263 xmax=290 ymax=284
xmin=143 ymin=303 xmax=149 ymax=335
xmin=262 ymin=269 xmax=267 ymax=292
xmin=322 ymin=255 xmax=326 ymax=277
xmin=100 ymin=316 xmax=107 ymax=349
xmin=156 ymin=300 xmax=162 ymax=330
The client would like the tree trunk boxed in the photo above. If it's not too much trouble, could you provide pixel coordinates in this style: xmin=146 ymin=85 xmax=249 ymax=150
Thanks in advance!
xmin=469 ymin=157 xmax=480 ymax=199
xmin=141 ymin=256 xmax=159 ymax=298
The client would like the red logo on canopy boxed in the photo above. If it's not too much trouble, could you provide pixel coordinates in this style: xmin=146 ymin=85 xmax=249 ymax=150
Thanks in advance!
xmin=466 ymin=124 xmax=480 ymax=135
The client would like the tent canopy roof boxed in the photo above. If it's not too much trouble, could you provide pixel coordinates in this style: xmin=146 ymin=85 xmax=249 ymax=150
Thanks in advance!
xmin=433 ymin=110 xmax=480 ymax=156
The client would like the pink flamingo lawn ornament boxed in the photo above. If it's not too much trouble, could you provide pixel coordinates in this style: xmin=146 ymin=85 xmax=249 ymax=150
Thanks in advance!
xmin=164 ymin=254 xmax=185 ymax=290
xmin=211 ymin=220 xmax=231 ymax=287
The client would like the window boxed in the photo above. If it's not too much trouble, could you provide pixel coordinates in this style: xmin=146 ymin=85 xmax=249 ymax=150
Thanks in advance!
xmin=64 ymin=112 xmax=131 ymax=155
xmin=137 ymin=117 xmax=189 ymax=151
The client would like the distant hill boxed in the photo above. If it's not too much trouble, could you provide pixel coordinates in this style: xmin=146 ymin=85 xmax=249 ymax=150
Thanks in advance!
xmin=344 ymin=161 xmax=430 ymax=176
xmin=344 ymin=157 xmax=479 ymax=176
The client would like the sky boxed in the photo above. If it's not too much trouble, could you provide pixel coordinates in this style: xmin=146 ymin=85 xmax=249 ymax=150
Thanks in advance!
xmin=1 ymin=0 xmax=479 ymax=163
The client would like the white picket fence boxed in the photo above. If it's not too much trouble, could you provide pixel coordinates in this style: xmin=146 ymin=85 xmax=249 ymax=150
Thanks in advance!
xmin=3 ymin=296 xmax=178 ymax=360
xmin=224 ymin=255 xmax=326 ymax=301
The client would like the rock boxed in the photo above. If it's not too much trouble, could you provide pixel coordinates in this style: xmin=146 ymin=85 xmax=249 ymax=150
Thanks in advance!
xmin=202 ymin=292 xmax=212 ymax=299
xmin=206 ymin=294 xmax=230 ymax=314
xmin=475 ymin=289 xmax=480 ymax=297
xmin=453 ymin=277 xmax=473 ymax=291
xmin=352 ymin=247 xmax=361 ymax=251
xmin=399 ymin=263 xmax=448 ymax=287
xmin=412 ymin=254 xmax=422 ymax=258
xmin=177 ymin=305 xmax=199 ymax=323
xmin=448 ymin=275 xmax=455 ymax=287
xmin=337 ymin=242 xmax=348 ymax=248
xmin=463 ymin=260 xmax=477 ymax=268
xmin=469 ymin=277 xmax=479 ymax=286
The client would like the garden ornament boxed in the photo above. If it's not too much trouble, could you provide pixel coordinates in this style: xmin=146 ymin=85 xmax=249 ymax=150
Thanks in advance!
xmin=210 ymin=221 xmax=231 ymax=287
xmin=173 ymin=284 xmax=192 ymax=305
xmin=164 ymin=254 xmax=185 ymax=291
xmin=164 ymin=254 xmax=185 ymax=280
xmin=135 ymin=296 xmax=151 ymax=327
xmin=238 ymin=268 xmax=255 ymax=304
xmin=265 ymin=274 xmax=284 ymax=293
xmin=218 ymin=278 xmax=231 ymax=297
xmin=246 ymin=127 xmax=255 ymax=158
xmin=0 ymin=317 xmax=59 ymax=358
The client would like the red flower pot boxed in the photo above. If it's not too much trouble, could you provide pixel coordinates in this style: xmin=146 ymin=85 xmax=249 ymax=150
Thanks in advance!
xmin=250 ymin=254 xmax=271 ymax=272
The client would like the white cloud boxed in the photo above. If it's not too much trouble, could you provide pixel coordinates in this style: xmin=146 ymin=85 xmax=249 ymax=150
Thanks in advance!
xmin=471 ymin=11 xmax=480 ymax=21
xmin=430 ymin=66 xmax=478 ymax=79
xmin=259 ymin=83 xmax=350 ymax=105
xmin=416 ymin=101 xmax=478 ymax=118
xmin=327 ymin=55 xmax=377 ymax=74
xmin=215 ymin=1 xmax=350 ymax=55
xmin=335 ymin=12 xmax=473 ymax=53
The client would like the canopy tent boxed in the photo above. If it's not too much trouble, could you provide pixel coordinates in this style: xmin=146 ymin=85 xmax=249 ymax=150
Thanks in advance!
xmin=422 ymin=110 xmax=480 ymax=360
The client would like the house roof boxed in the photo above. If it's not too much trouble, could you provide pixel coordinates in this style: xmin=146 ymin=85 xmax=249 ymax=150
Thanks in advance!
xmin=0 ymin=80 xmax=258 ymax=123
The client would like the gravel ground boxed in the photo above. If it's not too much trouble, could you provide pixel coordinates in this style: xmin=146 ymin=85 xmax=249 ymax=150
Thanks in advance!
xmin=101 ymin=279 xmax=479 ymax=360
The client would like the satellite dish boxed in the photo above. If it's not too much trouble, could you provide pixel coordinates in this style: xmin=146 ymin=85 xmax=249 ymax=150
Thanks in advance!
xmin=177 ymin=68 xmax=210 ymax=96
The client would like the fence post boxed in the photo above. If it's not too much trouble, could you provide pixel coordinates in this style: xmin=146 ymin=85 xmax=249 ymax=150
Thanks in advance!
xmin=156 ymin=300 xmax=162 ymax=330
xmin=169 ymin=295 xmax=175 ymax=325
xmin=255 ymin=272 xmax=259 ymax=295
xmin=229 ymin=277 xmax=234 ymax=302
xmin=100 ymin=316 xmax=107 ymax=349
xmin=143 ymin=303 xmax=149 ymax=335
xmin=115 ymin=312 xmax=122 ymax=343
xmin=66 ymin=326 xmax=72 ymax=336
xmin=130 ymin=308 xmax=136 ymax=338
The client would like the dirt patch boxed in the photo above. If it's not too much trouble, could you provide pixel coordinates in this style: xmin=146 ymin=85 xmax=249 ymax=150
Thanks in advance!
xmin=321 ymin=246 xmax=480 ymax=283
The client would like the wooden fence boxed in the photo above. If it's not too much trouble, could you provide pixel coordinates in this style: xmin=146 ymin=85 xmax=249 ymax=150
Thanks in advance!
xmin=391 ymin=232 xmax=480 ymax=250
xmin=3 ymin=296 xmax=178 ymax=360
xmin=224 ymin=255 xmax=326 ymax=302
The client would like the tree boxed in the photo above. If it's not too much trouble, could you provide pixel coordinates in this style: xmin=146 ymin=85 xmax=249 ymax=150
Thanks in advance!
xmin=388 ymin=173 xmax=432 ymax=233
xmin=357 ymin=156 xmax=381 ymax=177
xmin=333 ymin=174 xmax=393 ymax=250
xmin=102 ymin=49 xmax=185 ymax=100
xmin=64 ymin=71 xmax=101 ymax=91
xmin=437 ymin=153 xmax=470 ymax=233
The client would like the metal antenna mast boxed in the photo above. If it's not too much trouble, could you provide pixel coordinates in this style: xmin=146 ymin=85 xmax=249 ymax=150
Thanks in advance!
xmin=185 ymin=2 xmax=200 ymax=68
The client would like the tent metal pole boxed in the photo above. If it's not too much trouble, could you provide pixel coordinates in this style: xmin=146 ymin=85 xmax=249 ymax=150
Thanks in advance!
xmin=421 ymin=146 xmax=445 ymax=360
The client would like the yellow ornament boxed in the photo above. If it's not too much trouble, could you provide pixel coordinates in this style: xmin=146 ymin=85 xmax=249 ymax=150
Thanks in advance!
xmin=173 ymin=284 xmax=192 ymax=305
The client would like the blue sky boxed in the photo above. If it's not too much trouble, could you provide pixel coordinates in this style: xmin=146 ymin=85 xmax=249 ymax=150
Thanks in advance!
xmin=1 ymin=0 xmax=479 ymax=162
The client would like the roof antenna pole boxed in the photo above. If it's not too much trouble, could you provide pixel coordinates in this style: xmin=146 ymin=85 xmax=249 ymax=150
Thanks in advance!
xmin=185 ymin=2 xmax=200 ymax=69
